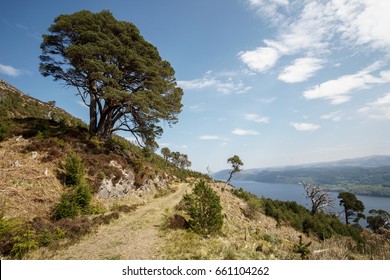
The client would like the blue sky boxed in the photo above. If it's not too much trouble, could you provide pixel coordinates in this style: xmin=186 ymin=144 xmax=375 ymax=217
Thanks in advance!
xmin=1 ymin=0 xmax=390 ymax=173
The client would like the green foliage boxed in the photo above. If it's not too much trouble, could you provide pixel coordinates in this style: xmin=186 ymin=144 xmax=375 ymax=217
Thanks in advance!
xmin=52 ymin=183 xmax=93 ymax=221
xmin=338 ymin=192 xmax=365 ymax=224
xmin=74 ymin=183 xmax=92 ymax=211
xmin=366 ymin=209 xmax=390 ymax=233
xmin=226 ymin=155 xmax=243 ymax=184
xmin=40 ymin=10 xmax=183 ymax=144
xmin=0 ymin=122 xmax=7 ymax=141
xmin=263 ymin=198 xmax=363 ymax=242
xmin=52 ymin=193 xmax=80 ymax=220
xmin=62 ymin=153 xmax=85 ymax=187
xmin=293 ymin=235 xmax=311 ymax=260
xmin=183 ymin=181 xmax=223 ymax=235
xmin=54 ymin=153 xmax=92 ymax=220
xmin=10 ymin=227 xmax=38 ymax=259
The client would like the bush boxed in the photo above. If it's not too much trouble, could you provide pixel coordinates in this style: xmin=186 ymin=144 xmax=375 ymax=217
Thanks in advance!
xmin=52 ymin=193 xmax=80 ymax=220
xmin=73 ymin=183 xmax=92 ymax=211
xmin=183 ymin=181 xmax=223 ymax=235
xmin=0 ymin=123 xmax=7 ymax=141
xmin=62 ymin=153 xmax=85 ymax=187
xmin=10 ymin=227 xmax=38 ymax=259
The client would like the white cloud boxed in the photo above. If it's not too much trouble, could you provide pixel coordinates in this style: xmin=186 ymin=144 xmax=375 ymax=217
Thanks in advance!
xmin=358 ymin=92 xmax=390 ymax=120
xmin=248 ymin=0 xmax=289 ymax=24
xmin=238 ymin=47 xmax=280 ymax=73
xmin=321 ymin=110 xmax=344 ymax=122
xmin=199 ymin=135 xmax=228 ymax=141
xmin=0 ymin=64 xmax=22 ymax=77
xmin=290 ymin=122 xmax=320 ymax=132
xmin=243 ymin=0 xmax=390 ymax=76
xmin=178 ymin=71 xmax=251 ymax=94
xmin=334 ymin=0 xmax=390 ymax=52
xmin=245 ymin=113 xmax=269 ymax=124
xmin=232 ymin=128 xmax=260 ymax=136
xmin=303 ymin=62 xmax=390 ymax=104
xmin=279 ymin=57 xmax=324 ymax=83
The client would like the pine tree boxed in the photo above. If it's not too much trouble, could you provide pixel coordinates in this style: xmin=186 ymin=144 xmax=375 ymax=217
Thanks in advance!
xmin=183 ymin=181 xmax=223 ymax=235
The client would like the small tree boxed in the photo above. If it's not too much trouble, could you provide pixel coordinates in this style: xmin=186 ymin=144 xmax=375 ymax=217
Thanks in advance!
xmin=161 ymin=147 xmax=171 ymax=163
xmin=62 ymin=153 xmax=85 ymax=187
xmin=183 ymin=181 xmax=223 ymax=235
xmin=225 ymin=155 xmax=243 ymax=186
xmin=366 ymin=209 xmax=390 ymax=233
xmin=301 ymin=182 xmax=333 ymax=215
xmin=338 ymin=192 xmax=365 ymax=225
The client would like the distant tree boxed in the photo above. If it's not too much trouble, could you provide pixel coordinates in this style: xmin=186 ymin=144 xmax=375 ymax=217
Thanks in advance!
xmin=338 ymin=192 xmax=365 ymax=225
xmin=301 ymin=182 xmax=333 ymax=215
xmin=40 ymin=10 xmax=183 ymax=147
xmin=183 ymin=181 xmax=223 ymax=235
xmin=225 ymin=155 xmax=243 ymax=186
xmin=178 ymin=153 xmax=191 ymax=169
xmin=160 ymin=147 xmax=171 ymax=162
xmin=366 ymin=209 xmax=390 ymax=233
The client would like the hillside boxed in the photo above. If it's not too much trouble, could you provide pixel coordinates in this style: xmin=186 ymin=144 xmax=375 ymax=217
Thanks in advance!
xmin=1 ymin=80 xmax=389 ymax=260
xmin=214 ymin=157 xmax=390 ymax=197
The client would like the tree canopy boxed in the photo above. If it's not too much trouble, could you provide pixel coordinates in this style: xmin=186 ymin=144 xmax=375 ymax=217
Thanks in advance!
xmin=226 ymin=155 xmax=243 ymax=185
xmin=338 ymin=192 xmax=365 ymax=225
xmin=40 ymin=10 xmax=183 ymax=147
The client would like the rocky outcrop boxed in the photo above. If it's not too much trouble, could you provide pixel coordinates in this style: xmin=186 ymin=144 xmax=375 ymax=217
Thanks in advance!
xmin=98 ymin=160 xmax=171 ymax=199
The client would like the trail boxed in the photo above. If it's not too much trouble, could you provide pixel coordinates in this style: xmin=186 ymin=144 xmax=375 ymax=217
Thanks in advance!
xmin=48 ymin=183 xmax=190 ymax=260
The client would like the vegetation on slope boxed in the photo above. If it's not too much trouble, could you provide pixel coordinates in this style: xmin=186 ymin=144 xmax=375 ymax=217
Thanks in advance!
xmin=0 ymin=80 xmax=203 ymax=259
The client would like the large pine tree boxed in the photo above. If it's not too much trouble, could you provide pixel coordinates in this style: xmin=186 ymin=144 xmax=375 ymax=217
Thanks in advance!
xmin=40 ymin=10 xmax=183 ymax=147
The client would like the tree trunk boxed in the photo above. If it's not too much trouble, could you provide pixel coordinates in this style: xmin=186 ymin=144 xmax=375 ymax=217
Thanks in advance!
xmin=89 ymin=82 xmax=98 ymax=134
xmin=345 ymin=208 xmax=349 ymax=224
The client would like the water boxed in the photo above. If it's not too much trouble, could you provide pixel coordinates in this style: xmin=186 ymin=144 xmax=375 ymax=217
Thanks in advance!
xmin=231 ymin=180 xmax=390 ymax=225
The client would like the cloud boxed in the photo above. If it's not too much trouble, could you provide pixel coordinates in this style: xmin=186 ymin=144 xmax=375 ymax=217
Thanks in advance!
xmin=245 ymin=113 xmax=269 ymax=124
xmin=199 ymin=135 xmax=228 ymax=141
xmin=303 ymin=62 xmax=390 ymax=104
xmin=278 ymin=57 xmax=324 ymax=83
xmin=238 ymin=47 xmax=280 ymax=73
xmin=247 ymin=0 xmax=289 ymax=25
xmin=320 ymin=110 xmax=344 ymax=122
xmin=0 ymin=64 xmax=22 ymax=77
xmin=232 ymin=128 xmax=260 ymax=136
xmin=290 ymin=122 xmax=320 ymax=132
xmin=334 ymin=0 xmax=390 ymax=52
xmin=243 ymin=0 xmax=390 ymax=76
xmin=178 ymin=71 xmax=251 ymax=94
xmin=358 ymin=93 xmax=390 ymax=120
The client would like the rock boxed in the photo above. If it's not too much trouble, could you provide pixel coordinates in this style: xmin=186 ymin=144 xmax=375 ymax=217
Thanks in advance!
xmin=12 ymin=160 xmax=22 ymax=167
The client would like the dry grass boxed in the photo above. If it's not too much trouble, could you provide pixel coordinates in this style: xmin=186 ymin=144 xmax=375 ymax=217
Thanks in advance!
xmin=160 ymin=182 xmax=390 ymax=260
xmin=160 ymin=183 xmax=304 ymax=260
xmin=0 ymin=137 xmax=63 ymax=220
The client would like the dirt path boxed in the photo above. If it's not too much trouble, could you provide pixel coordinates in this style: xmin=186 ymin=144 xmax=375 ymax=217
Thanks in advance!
xmin=46 ymin=183 xmax=190 ymax=260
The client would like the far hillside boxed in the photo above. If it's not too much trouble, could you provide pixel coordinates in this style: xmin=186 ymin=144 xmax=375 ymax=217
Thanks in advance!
xmin=213 ymin=156 xmax=390 ymax=197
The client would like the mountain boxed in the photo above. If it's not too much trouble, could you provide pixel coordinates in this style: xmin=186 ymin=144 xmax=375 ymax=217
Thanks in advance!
xmin=213 ymin=156 xmax=390 ymax=197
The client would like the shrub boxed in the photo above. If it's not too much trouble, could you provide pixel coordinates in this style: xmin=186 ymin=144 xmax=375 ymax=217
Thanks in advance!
xmin=52 ymin=193 xmax=80 ymax=220
xmin=183 ymin=181 xmax=223 ymax=235
xmin=62 ymin=153 xmax=85 ymax=187
xmin=0 ymin=123 xmax=7 ymax=141
xmin=73 ymin=183 xmax=92 ymax=211
xmin=10 ymin=227 xmax=38 ymax=259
